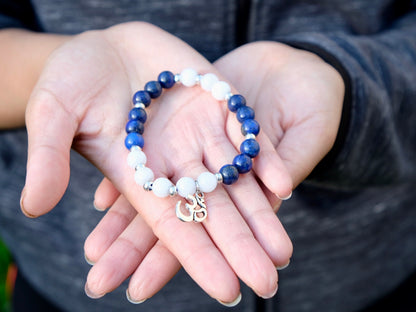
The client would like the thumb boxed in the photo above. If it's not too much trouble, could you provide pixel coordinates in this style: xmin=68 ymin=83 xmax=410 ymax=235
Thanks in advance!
xmin=21 ymin=88 xmax=77 ymax=217
xmin=276 ymin=117 xmax=339 ymax=188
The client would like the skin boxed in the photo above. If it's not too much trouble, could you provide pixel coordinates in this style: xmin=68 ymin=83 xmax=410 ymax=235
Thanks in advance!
xmin=86 ymin=41 xmax=345 ymax=304
xmin=1 ymin=22 xmax=344 ymax=305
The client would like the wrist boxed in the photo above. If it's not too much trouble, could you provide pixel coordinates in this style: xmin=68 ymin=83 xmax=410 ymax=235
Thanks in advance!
xmin=0 ymin=29 xmax=71 ymax=128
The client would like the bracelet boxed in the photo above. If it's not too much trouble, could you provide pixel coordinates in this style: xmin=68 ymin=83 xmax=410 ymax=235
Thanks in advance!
xmin=124 ymin=68 xmax=260 ymax=223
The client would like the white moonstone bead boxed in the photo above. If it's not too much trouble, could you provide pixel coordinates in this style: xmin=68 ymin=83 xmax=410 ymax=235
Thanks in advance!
xmin=176 ymin=177 xmax=197 ymax=198
xmin=200 ymin=73 xmax=219 ymax=91
xmin=211 ymin=81 xmax=231 ymax=100
xmin=152 ymin=178 xmax=174 ymax=198
xmin=134 ymin=167 xmax=154 ymax=186
xmin=180 ymin=68 xmax=198 ymax=87
xmin=197 ymin=172 xmax=218 ymax=193
xmin=127 ymin=149 xmax=147 ymax=168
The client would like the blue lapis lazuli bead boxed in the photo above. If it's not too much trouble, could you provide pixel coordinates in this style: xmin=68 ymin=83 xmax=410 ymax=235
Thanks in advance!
xmin=125 ymin=132 xmax=144 ymax=150
xmin=240 ymin=139 xmax=260 ymax=158
xmin=125 ymin=119 xmax=144 ymax=134
xmin=228 ymin=94 xmax=246 ymax=112
xmin=236 ymin=106 xmax=255 ymax=123
xmin=219 ymin=164 xmax=239 ymax=185
xmin=232 ymin=154 xmax=252 ymax=173
xmin=133 ymin=90 xmax=151 ymax=107
xmin=241 ymin=119 xmax=260 ymax=136
xmin=158 ymin=71 xmax=176 ymax=89
xmin=129 ymin=107 xmax=147 ymax=123
xmin=144 ymin=81 xmax=162 ymax=98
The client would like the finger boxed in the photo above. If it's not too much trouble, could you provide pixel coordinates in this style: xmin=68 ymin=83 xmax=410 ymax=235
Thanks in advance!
xmin=85 ymin=213 xmax=158 ymax=298
xmin=277 ymin=118 xmax=338 ymax=187
xmin=225 ymin=105 xmax=293 ymax=199
xmin=127 ymin=240 xmax=181 ymax=304
xmin=93 ymin=178 xmax=120 ymax=211
xmin=203 ymin=135 xmax=291 ymax=275
xmin=22 ymin=88 xmax=77 ymax=217
xmin=164 ymin=134 xmax=277 ymax=299
xmin=139 ymin=189 xmax=241 ymax=303
xmin=84 ymin=195 xmax=137 ymax=264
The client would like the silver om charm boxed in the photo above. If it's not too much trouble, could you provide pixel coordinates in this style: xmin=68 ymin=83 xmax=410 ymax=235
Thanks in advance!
xmin=175 ymin=191 xmax=207 ymax=222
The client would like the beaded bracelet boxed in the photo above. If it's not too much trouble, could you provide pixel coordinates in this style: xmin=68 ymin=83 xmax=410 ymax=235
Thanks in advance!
xmin=125 ymin=68 xmax=260 ymax=223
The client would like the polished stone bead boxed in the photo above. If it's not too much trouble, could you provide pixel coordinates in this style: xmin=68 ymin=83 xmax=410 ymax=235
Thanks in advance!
xmin=132 ymin=90 xmax=151 ymax=107
xmin=127 ymin=149 xmax=147 ymax=168
xmin=180 ymin=68 xmax=198 ymax=87
xmin=232 ymin=154 xmax=252 ymax=173
xmin=134 ymin=166 xmax=154 ymax=186
xmin=158 ymin=71 xmax=176 ymax=89
xmin=240 ymin=139 xmax=260 ymax=158
xmin=219 ymin=164 xmax=239 ymax=185
xmin=125 ymin=120 xmax=144 ymax=134
xmin=241 ymin=119 xmax=260 ymax=136
xmin=200 ymin=73 xmax=219 ymax=91
xmin=227 ymin=94 xmax=246 ymax=112
xmin=125 ymin=132 xmax=144 ymax=150
xmin=152 ymin=178 xmax=174 ymax=198
xmin=197 ymin=172 xmax=218 ymax=193
xmin=236 ymin=106 xmax=255 ymax=123
xmin=176 ymin=177 xmax=197 ymax=198
xmin=144 ymin=81 xmax=162 ymax=98
xmin=212 ymin=81 xmax=231 ymax=101
xmin=129 ymin=107 xmax=147 ymax=123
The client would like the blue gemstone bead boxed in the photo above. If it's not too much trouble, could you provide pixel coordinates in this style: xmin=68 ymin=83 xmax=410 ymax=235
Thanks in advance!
xmin=132 ymin=90 xmax=151 ymax=107
xmin=125 ymin=132 xmax=144 ymax=150
xmin=228 ymin=94 xmax=246 ymax=112
xmin=232 ymin=154 xmax=252 ymax=173
xmin=128 ymin=107 xmax=147 ymax=123
xmin=240 ymin=139 xmax=260 ymax=158
xmin=125 ymin=120 xmax=144 ymax=134
xmin=236 ymin=106 xmax=255 ymax=123
xmin=158 ymin=71 xmax=175 ymax=89
xmin=241 ymin=119 xmax=260 ymax=136
xmin=144 ymin=81 xmax=162 ymax=98
xmin=219 ymin=164 xmax=239 ymax=185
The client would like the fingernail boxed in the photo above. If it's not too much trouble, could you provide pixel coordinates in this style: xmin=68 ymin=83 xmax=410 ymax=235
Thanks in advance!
xmin=84 ymin=283 xmax=105 ymax=299
xmin=84 ymin=253 xmax=95 ymax=266
xmin=277 ymin=191 xmax=292 ymax=201
xmin=276 ymin=259 xmax=290 ymax=270
xmin=261 ymin=284 xmax=278 ymax=299
xmin=20 ymin=188 xmax=37 ymax=218
xmin=93 ymin=201 xmax=108 ymax=212
xmin=217 ymin=293 xmax=242 ymax=307
xmin=126 ymin=289 xmax=147 ymax=304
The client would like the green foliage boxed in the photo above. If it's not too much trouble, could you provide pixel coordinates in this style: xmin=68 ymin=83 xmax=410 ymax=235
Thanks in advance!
xmin=0 ymin=240 xmax=11 ymax=312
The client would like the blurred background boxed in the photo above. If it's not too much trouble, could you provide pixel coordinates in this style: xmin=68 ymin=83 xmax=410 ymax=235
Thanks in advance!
xmin=0 ymin=239 xmax=14 ymax=312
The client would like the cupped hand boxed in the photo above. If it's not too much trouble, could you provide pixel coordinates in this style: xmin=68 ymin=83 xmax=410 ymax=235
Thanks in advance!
xmin=216 ymin=41 xmax=345 ymax=193
xmin=86 ymin=41 xmax=343 ymax=303
xmin=22 ymin=22 xmax=293 ymax=303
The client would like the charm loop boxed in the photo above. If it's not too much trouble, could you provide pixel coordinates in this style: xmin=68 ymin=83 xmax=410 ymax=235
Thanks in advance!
xmin=176 ymin=192 xmax=207 ymax=222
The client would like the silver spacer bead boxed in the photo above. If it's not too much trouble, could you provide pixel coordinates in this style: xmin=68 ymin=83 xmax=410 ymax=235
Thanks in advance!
xmin=174 ymin=73 xmax=181 ymax=83
xmin=224 ymin=92 xmax=233 ymax=101
xmin=143 ymin=182 xmax=153 ymax=192
xmin=169 ymin=185 xmax=178 ymax=196
xmin=130 ymin=145 xmax=142 ymax=152
xmin=245 ymin=133 xmax=257 ymax=140
xmin=134 ymin=103 xmax=146 ymax=109
xmin=195 ymin=74 xmax=202 ymax=84
xmin=195 ymin=181 xmax=200 ymax=192
xmin=134 ymin=163 xmax=145 ymax=171
xmin=215 ymin=173 xmax=223 ymax=184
